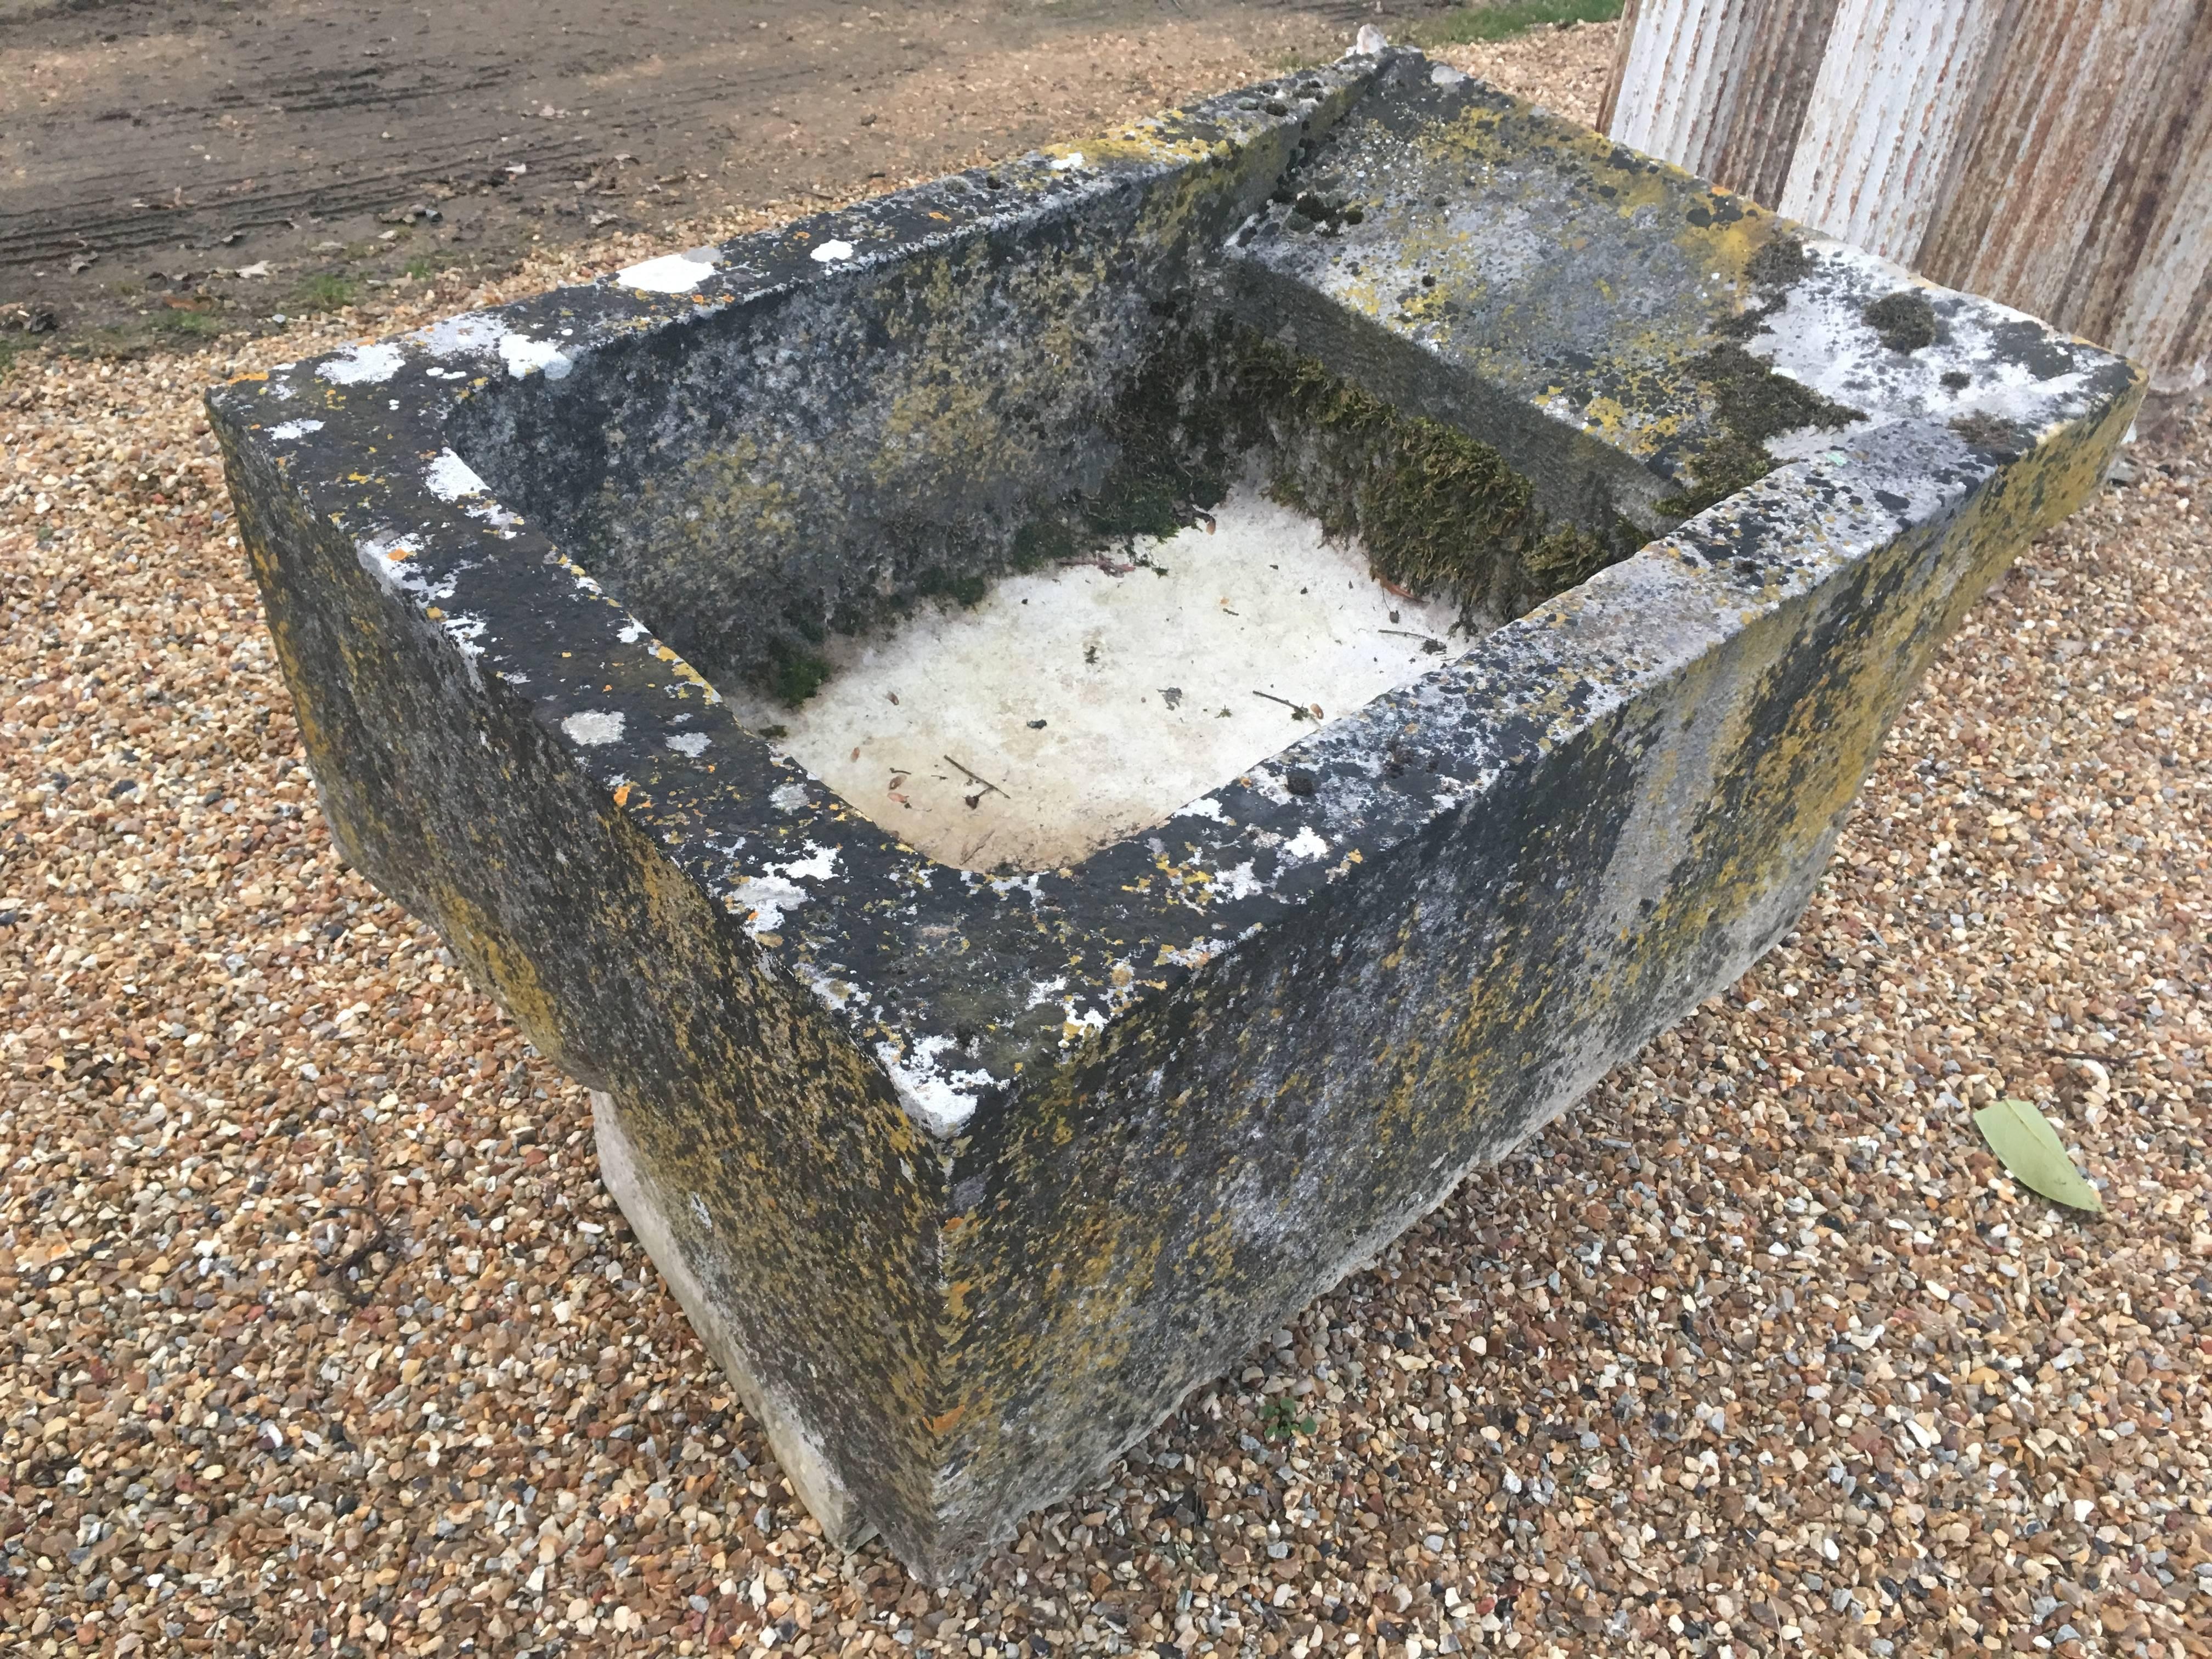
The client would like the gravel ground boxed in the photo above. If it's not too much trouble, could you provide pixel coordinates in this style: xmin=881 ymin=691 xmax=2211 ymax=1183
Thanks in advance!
xmin=1426 ymin=19 xmax=1623 ymax=115
xmin=5 ymin=21 xmax=2212 ymax=1659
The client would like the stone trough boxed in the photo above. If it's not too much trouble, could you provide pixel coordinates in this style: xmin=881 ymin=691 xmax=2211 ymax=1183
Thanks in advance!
xmin=211 ymin=47 xmax=2139 ymax=1580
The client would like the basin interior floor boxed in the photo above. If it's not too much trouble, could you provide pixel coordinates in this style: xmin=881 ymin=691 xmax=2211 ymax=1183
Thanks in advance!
xmin=720 ymin=487 xmax=1472 ymax=871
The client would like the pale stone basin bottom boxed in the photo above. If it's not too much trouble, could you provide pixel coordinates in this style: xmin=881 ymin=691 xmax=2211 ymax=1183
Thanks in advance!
xmin=721 ymin=487 xmax=1473 ymax=872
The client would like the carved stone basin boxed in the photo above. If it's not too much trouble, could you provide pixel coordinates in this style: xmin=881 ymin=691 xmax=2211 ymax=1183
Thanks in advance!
xmin=211 ymin=46 xmax=2137 ymax=1580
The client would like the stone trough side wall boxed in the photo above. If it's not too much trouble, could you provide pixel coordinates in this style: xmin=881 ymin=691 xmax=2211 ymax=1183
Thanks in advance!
xmin=912 ymin=396 xmax=2136 ymax=1575
xmin=441 ymin=79 xmax=1373 ymax=704
xmin=212 ymin=420 xmax=950 ymax=1549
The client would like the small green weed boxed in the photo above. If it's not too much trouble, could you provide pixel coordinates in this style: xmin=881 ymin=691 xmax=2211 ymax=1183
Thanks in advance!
xmin=154 ymin=309 xmax=225 ymax=341
xmin=1260 ymin=1396 xmax=1317 ymax=1443
xmin=767 ymin=646 xmax=834 ymax=709
xmin=1407 ymin=0 xmax=1623 ymax=48
xmin=294 ymin=272 xmax=361 ymax=314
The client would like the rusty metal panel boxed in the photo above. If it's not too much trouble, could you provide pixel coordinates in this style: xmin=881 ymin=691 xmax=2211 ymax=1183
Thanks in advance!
xmin=1597 ymin=0 xmax=1643 ymax=136
xmin=1918 ymin=0 xmax=2192 ymax=323
xmin=1601 ymin=0 xmax=1762 ymax=170
xmin=2158 ymin=261 xmax=2212 ymax=410
xmin=2064 ymin=3 xmax=2212 ymax=403
xmin=1777 ymin=0 xmax=2004 ymax=262
xmin=1600 ymin=0 xmax=2210 ymax=410
xmin=1708 ymin=0 xmax=1844 ymax=205
xmin=1603 ymin=0 xmax=1844 ymax=202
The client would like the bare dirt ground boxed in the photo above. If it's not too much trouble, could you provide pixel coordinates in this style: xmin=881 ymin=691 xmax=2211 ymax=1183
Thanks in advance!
xmin=0 ymin=0 xmax=1447 ymax=354
xmin=4 ymin=16 xmax=2211 ymax=1659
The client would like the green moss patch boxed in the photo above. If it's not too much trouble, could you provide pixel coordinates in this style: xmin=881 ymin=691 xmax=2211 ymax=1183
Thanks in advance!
xmin=1949 ymin=410 xmax=2028 ymax=456
xmin=1059 ymin=324 xmax=1638 ymax=622
xmin=1220 ymin=334 xmax=1630 ymax=616
xmin=1011 ymin=518 xmax=1079 ymax=572
xmin=917 ymin=568 xmax=989 ymax=607
xmin=1744 ymin=235 xmax=1810 ymax=291
xmin=1865 ymin=290 xmax=1938 ymax=353
xmin=697 ymin=306 xmax=1652 ymax=710
xmin=1662 ymin=229 xmax=1864 ymax=516
xmin=1657 ymin=343 xmax=1863 ymax=520
xmin=768 ymin=644 xmax=834 ymax=709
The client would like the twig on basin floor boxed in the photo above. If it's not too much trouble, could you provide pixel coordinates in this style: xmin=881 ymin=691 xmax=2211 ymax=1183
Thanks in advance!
xmin=1252 ymin=690 xmax=1312 ymax=720
xmin=1379 ymin=628 xmax=1450 ymax=653
xmin=943 ymin=755 xmax=1007 ymax=798
xmin=1062 ymin=550 xmax=1138 ymax=577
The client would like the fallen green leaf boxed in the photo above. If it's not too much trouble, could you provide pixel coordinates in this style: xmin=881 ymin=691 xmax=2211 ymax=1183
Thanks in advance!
xmin=1972 ymin=1098 xmax=2103 ymax=1212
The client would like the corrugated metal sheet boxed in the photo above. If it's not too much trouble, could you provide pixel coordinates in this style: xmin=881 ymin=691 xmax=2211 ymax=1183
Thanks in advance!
xmin=1600 ymin=0 xmax=1751 ymax=168
xmin=1601 ymin=0 xmax=2212 ymax=410
xmin=1919 ymin=0 xmax=2187 ymax=323
xmin=2064 ymin=3 xmax=2212 ymax=400
xmin=1777 ymin=0 xmax=2002 ymax=259
xmin=1600 ymin=0 xmax=1845 ymax=205
xmin=1713 ymin=0 xmax=1845 ymax=206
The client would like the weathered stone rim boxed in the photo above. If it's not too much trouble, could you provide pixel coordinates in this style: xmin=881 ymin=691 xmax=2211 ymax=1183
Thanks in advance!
xmin=207 ymin=50 xmax=2142 ymax=1149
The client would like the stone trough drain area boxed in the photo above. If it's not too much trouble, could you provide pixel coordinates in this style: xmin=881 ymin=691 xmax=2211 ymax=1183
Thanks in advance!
xmin=4 ymin=24 xmax=2207 ymax=1659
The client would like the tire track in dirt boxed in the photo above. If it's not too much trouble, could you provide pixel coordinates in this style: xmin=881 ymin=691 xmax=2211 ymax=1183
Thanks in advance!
xmin=2 ymin=0 xmax=1417 ymax=345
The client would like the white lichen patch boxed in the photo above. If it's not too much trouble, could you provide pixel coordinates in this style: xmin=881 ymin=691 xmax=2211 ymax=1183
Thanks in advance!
xmin=354 ymin=532 xmax=415 ymax=580
xmin=317 ymin=342 xmax=406 ymax=385
xmin=498 ymin=332 xmax=573 ymax=381
xmin=721 ymin=488 xmax=1473 ymax=872
xmin=411 ymin=312 xmax=507 ymax=359
xmin=465 ymin=501 xmax=524 ymax=535
xmin=809 ymin=240 xmax=856 ymax=264
xmin=725 ymin=844 xmax=837 ymax=938
xmin=424 ymin=450 xmax=489 ymax=501
xmin=1753 ymin=243 xmax=2101 ymax=460
xmin=874 ymin=1033 xmax=997 ymax=1139
xmin=561 ymin=709 xmax=626 ymax=747
xmin=616 ymin=249 xmax=720 ymax=292
xmin=266 ymin=419 xmax=323 ymax=441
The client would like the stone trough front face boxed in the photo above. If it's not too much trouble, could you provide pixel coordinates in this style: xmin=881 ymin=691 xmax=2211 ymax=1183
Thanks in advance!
xmin=211 ymin=49 xmax=2138 ymax=1579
